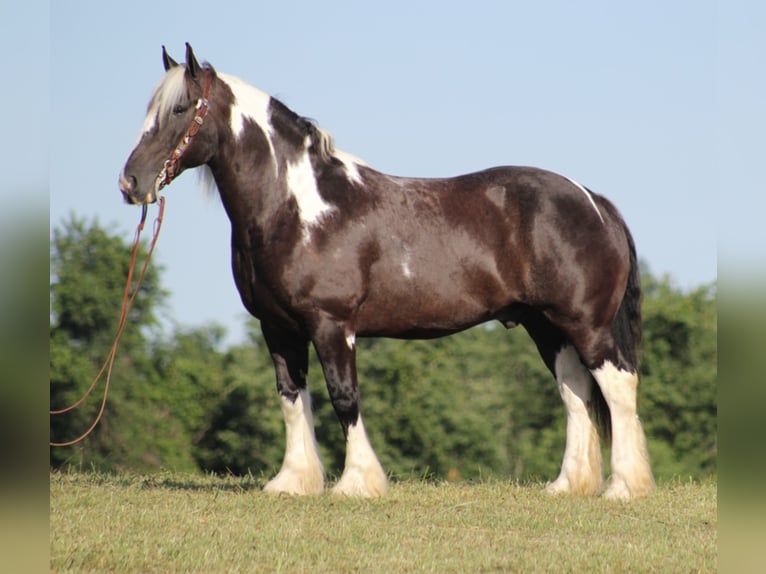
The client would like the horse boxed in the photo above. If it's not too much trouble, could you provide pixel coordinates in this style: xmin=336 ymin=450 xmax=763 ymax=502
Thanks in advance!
xmin=119 ymin=44 xmax=653 ymax=499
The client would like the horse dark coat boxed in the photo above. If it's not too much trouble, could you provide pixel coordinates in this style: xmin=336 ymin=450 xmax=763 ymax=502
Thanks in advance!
xmin=120 ymin=44 xmax=653 ymax=498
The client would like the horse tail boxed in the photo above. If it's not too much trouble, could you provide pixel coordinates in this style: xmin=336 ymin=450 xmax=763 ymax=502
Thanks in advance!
xmin=591 ymin=217 xmax=642 ymax=442
xmin=613 ymin=223 xmax=642 ymax=371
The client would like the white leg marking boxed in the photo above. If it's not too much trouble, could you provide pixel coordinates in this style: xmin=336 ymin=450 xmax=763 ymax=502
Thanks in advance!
xmin=546 ymin=346 xmax=603 ymax=495
xmin=564 ymin=175 xmax=605 ymax=224
xmin=264 ymin=389 xmax=325 ymax=495
xmin=286 ymin=143 xmax=335 ymax=242
xmin=332 ymin=415 xmax=388 ymax=498
xmin=592 ymin=361 xmax=654 ymax=499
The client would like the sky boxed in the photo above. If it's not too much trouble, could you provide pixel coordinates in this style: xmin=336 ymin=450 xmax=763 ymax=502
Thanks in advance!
xmin=10 ymin=1 xmax=762 ymax=345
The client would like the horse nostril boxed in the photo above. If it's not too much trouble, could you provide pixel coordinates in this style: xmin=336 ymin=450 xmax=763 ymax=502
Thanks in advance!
xmin=119 ymin=172 xmax=137 ymax=194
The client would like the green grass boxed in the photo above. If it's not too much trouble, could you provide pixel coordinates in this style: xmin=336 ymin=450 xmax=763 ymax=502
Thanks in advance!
xmin=50 ymin=471 xmax=716 ymax=573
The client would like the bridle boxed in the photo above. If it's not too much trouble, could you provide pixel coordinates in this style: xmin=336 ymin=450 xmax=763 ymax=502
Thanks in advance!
xmin=155 ymin=69 xmax=213 ymax=190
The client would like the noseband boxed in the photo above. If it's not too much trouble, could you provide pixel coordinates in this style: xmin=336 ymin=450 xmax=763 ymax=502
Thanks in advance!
xmin=156 ymin=70 xmax=212 ymax=190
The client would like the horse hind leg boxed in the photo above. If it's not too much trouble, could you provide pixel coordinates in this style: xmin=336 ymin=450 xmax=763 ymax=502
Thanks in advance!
xmin=547 ymin=345 xmax=604 ymax=496
xmin=520 ymin=311 xmax=603 ymax=495
xmin=590 ymin=355 xmax=654 ymax=499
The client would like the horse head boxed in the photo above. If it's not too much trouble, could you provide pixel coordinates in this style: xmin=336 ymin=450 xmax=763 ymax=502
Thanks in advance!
xmin=119 ymin=43 xmax=218 ymax=205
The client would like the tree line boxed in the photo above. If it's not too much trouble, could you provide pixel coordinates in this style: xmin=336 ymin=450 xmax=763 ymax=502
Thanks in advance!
xmin=50 ymin=216 xmax=717 ymax=483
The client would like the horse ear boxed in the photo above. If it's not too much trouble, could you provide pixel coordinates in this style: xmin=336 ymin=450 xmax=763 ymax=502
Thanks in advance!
xmin=162 ymin=46 xmax=179 ymax=71
xmin=185 ymin=42 xmax=201 ymax=79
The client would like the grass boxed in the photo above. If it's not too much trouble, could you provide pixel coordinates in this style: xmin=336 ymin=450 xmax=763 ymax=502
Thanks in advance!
xmin=50 ymin=471 xmax=716 ymax=573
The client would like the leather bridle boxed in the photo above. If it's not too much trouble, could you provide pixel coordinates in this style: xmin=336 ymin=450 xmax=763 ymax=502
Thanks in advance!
xmin=155 ymin=70 xmax=212 ymax=190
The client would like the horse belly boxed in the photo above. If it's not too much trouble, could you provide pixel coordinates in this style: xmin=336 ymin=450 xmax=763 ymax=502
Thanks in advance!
xmin=355 ymin=253 xmax=514 ymax=338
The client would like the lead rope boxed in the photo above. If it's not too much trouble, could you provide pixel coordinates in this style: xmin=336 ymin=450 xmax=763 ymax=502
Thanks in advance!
xmin=50 ymin=197 xmax=166 ymax=447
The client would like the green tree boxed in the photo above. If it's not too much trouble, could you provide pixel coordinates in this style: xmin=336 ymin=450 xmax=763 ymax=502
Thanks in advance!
xmin=639 ymin=274 xmax=717 ymax=480
xmin=192 ymin=324 xmax=285 ymax=476
xmin=50 ymin=216 xmax=223 ymax=473
xmin=50 ymin=218 xmax=716 ymax=485
xmin=50 ymin=216 xmax=165 ymax=469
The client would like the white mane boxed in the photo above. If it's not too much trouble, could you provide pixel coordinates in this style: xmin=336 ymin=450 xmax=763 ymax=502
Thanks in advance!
xmin=144 ymin=67 xmax=188 ymax=131
xmin=140 ymin=66 xmax=366 ymax=193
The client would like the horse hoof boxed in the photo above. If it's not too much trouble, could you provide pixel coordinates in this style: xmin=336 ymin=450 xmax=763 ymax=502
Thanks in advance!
xmin=263 ymin=469 xmax=324 ymax=496
xmin=331 ymin=468 xmax=388 ymax=498
xmin=601 ymin=474 xmax=653 ymax=500
xmin=545 ymin=477 xmax=571 ymax=495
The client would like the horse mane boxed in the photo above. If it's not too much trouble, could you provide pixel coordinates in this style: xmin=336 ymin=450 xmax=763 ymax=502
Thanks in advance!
xmin=149 ymin=65 xmax=358 ymax=196
xmin=305 ymin=121 xmax=337 ymax=164
xmin=268 ymin=96 xmax=337 ymax=164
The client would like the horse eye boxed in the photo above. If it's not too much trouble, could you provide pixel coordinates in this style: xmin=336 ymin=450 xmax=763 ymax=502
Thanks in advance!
xmin=172 ymin=104 xmax=187 ymax=115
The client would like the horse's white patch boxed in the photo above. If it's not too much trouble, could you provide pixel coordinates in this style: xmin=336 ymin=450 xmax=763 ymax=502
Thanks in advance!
xmin=332 ymin=415 xmax=388 ymax=497
xmin=591 ymin=360 xmax=654 ymax=499
xmin=546 ymin=345 xmax=602 ymax=495
xmin=564 ymin=176 xmax=605 ymax=224
xmin=334 ymin=149 xmax=366 ymax=185
xmin=264 ymin=389 xmax=325 ymax=495
xmin=139 ymin=109 xmax=158 ymax=139
xmin=485 ymin=185 xmax=506 ymax=208
xmin=345 ymin=332 xmax=356 ymax=350
xmin=286 ymin=143 xmax=334 ymax=240
xmin=218 ymin=73 xmax=277 ymax=172
xmin=401 ymin=251 xmax=414 ymax=279
xmin=218 ymin=73 xmax=272 ymax=138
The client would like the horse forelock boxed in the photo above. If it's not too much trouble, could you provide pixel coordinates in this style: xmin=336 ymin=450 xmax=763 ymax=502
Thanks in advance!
xmin=144 ymin=63 xmax=219 ymax=131
xmin=146 ymin=66 xmax=366 ymax=188
xmin=145 ymin=67 xmax=188 ymax=130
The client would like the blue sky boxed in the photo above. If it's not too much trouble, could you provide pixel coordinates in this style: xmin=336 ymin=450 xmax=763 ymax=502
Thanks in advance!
xmin=15 ymin=1 xmax=761 ymax=344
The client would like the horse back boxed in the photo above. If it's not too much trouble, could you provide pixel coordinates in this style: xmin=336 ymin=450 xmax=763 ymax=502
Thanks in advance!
xmin=288 ymin=165 xmax=632 ymax=338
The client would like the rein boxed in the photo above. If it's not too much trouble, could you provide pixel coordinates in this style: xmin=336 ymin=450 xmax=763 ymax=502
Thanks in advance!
xmin=156 ymin=70 xmax=212 ymax=190
xmin=50 ymin=197 xmax=166 ymax=447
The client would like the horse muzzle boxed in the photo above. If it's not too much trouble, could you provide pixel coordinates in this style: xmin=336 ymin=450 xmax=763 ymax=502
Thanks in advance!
xmin=119 ymin=171 xmax=157 ymax=205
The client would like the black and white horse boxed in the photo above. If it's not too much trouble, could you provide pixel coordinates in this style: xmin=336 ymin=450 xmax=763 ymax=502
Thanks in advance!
xmin=120 ymin=44 xmax=653 ymax=499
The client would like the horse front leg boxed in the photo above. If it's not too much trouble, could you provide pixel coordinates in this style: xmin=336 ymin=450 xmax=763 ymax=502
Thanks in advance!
xmin=310 ymin=317 xmax=388 ymax=497
xmin=262 ymin=325 xmax=325 ymax=495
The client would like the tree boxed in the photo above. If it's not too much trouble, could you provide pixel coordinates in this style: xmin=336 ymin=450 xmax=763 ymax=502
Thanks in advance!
xmin=50 ymin=219 xmax=717 ymax=484
xmin=50 ymin=216 xmax=211 ymax=472
xmin=639 ymin=274 xmax=717 ymax=479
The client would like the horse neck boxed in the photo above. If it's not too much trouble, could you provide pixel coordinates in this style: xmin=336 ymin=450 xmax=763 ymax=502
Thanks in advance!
xmin=207 ymin=78 xmax=313 ymax=238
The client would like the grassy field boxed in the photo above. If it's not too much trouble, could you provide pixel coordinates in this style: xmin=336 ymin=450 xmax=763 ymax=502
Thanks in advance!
xmin=50 ymin=471 xmax=716 ymax=573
